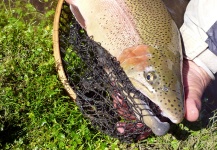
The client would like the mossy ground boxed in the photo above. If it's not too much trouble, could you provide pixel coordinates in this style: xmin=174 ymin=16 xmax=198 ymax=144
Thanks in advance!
xmin=0 ymin=0 xmax=216 ymax=149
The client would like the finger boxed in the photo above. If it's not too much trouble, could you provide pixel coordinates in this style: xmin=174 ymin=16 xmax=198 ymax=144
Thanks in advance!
xmin=185 ymin=97 xmax=200 ymax=122
xmin=184 ymin=85 xmax=202 ymax=121
xmin=183 ymin=59 xmax=211 ymax=122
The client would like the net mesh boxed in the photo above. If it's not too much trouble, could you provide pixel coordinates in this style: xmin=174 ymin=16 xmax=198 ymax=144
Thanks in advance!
xmin=57 ymin=3 xmax=162 ymax=142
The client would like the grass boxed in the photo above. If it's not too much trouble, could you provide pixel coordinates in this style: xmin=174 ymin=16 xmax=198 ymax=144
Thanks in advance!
xmin=0 ymin=0 xmax=217 ymax=149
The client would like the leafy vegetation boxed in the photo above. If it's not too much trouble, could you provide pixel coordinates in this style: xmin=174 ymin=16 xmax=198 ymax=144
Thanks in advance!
xmin=0 ymin=0 xmax=216 ymax=149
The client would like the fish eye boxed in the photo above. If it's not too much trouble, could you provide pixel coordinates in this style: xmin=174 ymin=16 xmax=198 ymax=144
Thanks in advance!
xmin=146 ymin=74 xmax=151 ymax=80
xmin=144 ymin=72 xmax=156 ymax=82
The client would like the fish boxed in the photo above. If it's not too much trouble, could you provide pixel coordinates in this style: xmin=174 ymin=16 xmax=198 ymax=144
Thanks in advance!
xmin=66 ymin=0 xmax=184 ymax=136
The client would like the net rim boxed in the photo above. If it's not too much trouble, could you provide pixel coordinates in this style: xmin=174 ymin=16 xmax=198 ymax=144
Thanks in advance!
xmin=53 ymin=0 xmax=77 ymax=100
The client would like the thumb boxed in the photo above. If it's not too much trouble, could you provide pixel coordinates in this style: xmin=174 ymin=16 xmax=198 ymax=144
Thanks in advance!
xmin=183 ymin=59 xmax=211 ymax=122
xmin=185 ymin=87 xmax=202 ymax=122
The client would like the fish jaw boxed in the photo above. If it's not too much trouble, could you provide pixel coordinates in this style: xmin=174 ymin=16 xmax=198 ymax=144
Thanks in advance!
xmin=132 ymin=98 xmax=171 ymax=136
xmin=119 ymin=45 xmax=185 ymax=124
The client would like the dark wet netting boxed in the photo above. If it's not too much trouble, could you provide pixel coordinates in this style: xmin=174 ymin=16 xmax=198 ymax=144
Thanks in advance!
xmin=57 ymin=3 xmax=161 ymax=142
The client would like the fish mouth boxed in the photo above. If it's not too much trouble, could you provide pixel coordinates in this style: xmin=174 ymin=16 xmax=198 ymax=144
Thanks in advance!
xmin=134 ymin=97 xmax=173 ymax=136
xmin=149 ymin=101 xmax=171 ymax=123
xmin=123 ymin=77 xmax=172 ymax=135
xmin=149 ymin=100 xmax=184 ymax=125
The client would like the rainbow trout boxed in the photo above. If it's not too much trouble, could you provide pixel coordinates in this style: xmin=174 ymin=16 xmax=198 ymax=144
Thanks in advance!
xmin=67 ymin=0 xmax=184 ymax=135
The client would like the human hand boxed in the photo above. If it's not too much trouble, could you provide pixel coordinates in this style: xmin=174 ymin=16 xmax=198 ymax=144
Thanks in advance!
xmin=183 ymin=58 xmax=211 ymax=122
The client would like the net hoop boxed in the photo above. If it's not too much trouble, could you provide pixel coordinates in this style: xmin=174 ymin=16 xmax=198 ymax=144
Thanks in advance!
xmin=53 ymin=0 xmax=77 ymax=100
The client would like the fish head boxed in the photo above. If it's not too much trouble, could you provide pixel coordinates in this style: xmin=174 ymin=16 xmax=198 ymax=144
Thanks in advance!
xmin=118 ymin=44 xmax=184 ymax=124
